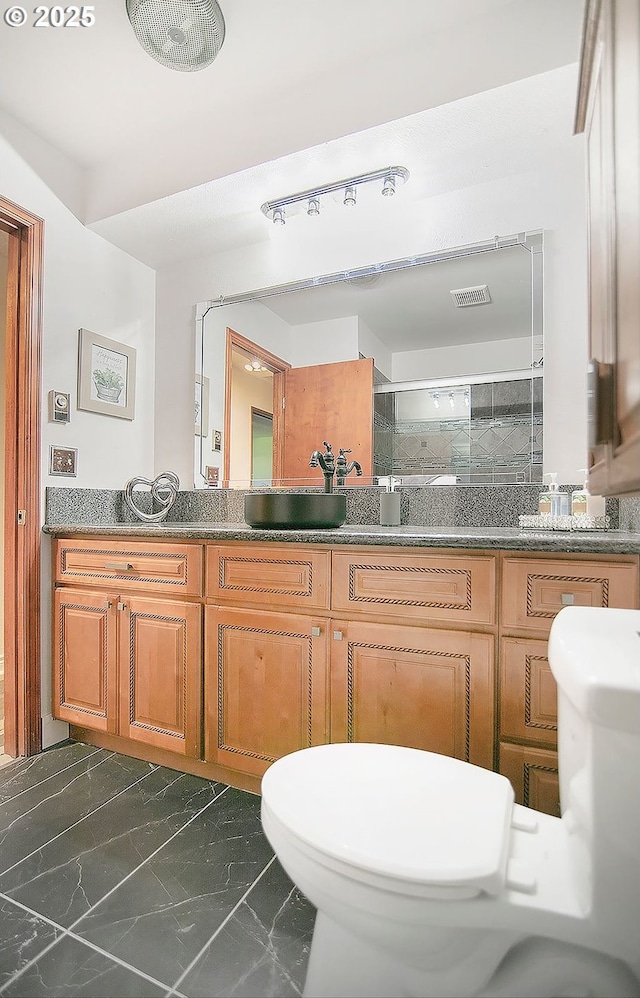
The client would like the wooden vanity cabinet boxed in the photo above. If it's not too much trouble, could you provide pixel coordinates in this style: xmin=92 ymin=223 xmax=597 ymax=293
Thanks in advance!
xmin=498 ymin=553 xmax=640 ymax=815
xmin=204 ymin=543 xmax=497 ymax=778
xmin=53 ymin=538 xmax=203 ymax=758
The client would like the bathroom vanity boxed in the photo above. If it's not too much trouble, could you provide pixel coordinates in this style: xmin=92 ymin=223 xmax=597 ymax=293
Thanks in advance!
xmin=46 ymin=522 xmax=640 ymax=817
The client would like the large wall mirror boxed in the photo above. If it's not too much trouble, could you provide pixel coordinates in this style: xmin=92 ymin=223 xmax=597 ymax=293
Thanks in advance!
xmin=194 ymin=230 xmax=543 ymax=489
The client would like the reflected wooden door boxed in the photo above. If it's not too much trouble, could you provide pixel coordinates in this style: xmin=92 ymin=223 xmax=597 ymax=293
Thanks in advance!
xmin=280 ymin=357 xmax=373 ymax=485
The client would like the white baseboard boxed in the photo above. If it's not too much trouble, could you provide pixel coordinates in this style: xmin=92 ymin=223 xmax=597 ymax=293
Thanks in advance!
xmin=41 ymin=713 xmax=69 ymax=749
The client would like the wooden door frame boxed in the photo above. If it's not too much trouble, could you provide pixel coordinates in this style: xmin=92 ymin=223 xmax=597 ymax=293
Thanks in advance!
xmin=222 ymin=328 xmax=290 ymax=487
xmin=2 ymin=195 xmax=44 ymax=758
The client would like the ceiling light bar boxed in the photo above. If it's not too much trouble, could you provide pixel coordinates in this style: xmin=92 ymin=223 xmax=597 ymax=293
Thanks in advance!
xmin=260 ymin=166 xmax=409 ymax=225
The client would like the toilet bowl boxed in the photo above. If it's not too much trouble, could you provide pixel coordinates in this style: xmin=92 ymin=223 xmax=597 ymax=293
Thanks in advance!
xmin=260 ymin=607 xmax=640 ymax=998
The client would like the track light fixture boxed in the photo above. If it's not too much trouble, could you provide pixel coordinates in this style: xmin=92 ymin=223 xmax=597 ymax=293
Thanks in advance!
xmin=261 ymin=166 xmax=409 ymax=225
xmin=343 ymin=186 xmax=357 ymax=206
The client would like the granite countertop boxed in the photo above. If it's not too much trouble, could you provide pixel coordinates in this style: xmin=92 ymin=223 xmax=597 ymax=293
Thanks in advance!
xmin=42 ymin=521 xmax=640 ymax=555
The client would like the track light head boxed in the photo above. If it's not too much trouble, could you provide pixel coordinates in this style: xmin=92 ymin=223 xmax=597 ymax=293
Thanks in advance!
xmin=272 ymin=206 xmax=286 ymax=225
xmin=343 ymin=186 xmax=357 ymax=206
xmin=382 ymin=175 xmax=396 ymax=197
xmin=307 ymin=198 xmax=320 ymax=216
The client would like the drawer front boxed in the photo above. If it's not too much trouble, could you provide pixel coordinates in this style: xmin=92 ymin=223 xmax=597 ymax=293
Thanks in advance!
xmin=206 ymin=545 xmax=330 ymax=610
xmin=55 ymin=538 xmax=203 ymax=597
xmin=499 ymin=742 xmax=560 ymax=818
xmin=500 ymin=637 xmax=557 ymax=748
xmin=332 ymin=550 xmax=495 ymax=625
xmin=501 ymin=556 xmax=639 ymax=634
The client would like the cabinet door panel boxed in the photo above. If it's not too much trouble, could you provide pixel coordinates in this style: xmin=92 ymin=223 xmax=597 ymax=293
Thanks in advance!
xmin=499 ymin=742 xmax=560 ymax=818
xmin=501 ymin=557 xmax=638 ymax=634
xmin=500 ymin=637 xmax=557 ymax=748
xmin=205 ymin=606 xmax=329 ymax=777
xmin=55 ymin=538 xmax=203 ymax=596
xmin=206 ymin=544 xmax=330 ymax=610
xmin=330 ymin=620 xmax=494 ymax=770
xmin=332 ymin=550 xmax=495 ymax=626
xmin=119 ymin=597 xmax=202 ymax=757
xmin=53 ymin=589 xmax=117 ymax=732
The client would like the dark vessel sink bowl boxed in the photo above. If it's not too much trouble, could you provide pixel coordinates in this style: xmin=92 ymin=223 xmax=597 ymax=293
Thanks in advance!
xmin=244 ymin=492 xmax=347 ymax=529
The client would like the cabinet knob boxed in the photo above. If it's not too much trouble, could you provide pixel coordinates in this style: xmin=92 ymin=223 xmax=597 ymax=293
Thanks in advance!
xmin=333 ymin=630 xmax=343 ymax=641
xmin=105 ymin=562 xmax=133 ymax=572
xmin=117 ymin=601 xmax=128 ymax=612
xmin=311 ymin=626 xmax=321 ymax=637
xmin=561 ymin=593 xmax=575 ymax=605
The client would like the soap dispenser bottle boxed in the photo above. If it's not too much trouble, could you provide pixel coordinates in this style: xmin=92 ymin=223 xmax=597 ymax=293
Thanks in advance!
xmin=538 ymin=473 xmax=555 ymax=515
xmin=379 ymin=476 xmax=401 ymax=526
xmin=572 ymin=469 xmax=606 ymax=517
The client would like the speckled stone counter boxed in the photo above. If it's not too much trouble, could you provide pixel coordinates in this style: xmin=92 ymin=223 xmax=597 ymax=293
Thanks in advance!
xmin=42 ymin=521 xmax=640 ymax=555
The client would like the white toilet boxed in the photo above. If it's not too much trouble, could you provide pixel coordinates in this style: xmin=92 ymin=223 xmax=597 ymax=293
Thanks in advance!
xmin=261 ymin=606 xmax=640 ymax=998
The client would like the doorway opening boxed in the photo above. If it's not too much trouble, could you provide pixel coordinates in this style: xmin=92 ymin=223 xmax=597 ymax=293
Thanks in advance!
xmin=223 ymin=328 xmax=289 ymax=487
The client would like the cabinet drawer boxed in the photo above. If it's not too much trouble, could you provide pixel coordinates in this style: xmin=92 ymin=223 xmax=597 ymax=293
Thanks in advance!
xmin=54 ymin=538 xmax=203 ymax=597
xmin=206 ymin=544 xmax=330 ymax=610
xmin=500 ymin=637 xmax=557 ymax=748
xmin=499 ymin=742 xmax=560 ymax=818
xmin=332 ymin=549 xmax=495 ymax=625
xmin=501 ymin=556 xmax=639 ymax=634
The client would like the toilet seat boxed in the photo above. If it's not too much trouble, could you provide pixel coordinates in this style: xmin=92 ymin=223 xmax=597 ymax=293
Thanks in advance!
xmin=261 ymin=743 xmax=515 ymax=899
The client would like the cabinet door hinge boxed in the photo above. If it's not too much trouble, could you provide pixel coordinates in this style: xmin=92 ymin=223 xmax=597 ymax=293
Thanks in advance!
xmin=17 ymin=510 xmax=26 ymax=525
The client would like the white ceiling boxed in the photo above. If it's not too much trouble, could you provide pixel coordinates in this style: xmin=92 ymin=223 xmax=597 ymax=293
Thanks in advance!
xmin=0 ymin=0 xmax=585 ymax=272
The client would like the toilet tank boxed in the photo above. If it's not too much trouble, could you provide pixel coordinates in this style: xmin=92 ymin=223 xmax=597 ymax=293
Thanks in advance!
xmin=548 ymin=606 xmax=640 ymax=961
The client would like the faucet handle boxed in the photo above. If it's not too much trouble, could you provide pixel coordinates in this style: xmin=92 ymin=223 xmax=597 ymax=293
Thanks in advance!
xmin=339 ymin=448 xmax=352 ymax=456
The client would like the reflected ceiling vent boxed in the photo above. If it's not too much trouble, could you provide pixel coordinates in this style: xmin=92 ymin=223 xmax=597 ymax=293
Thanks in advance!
xmin=450 ymin=285 xmax=492 ymax=307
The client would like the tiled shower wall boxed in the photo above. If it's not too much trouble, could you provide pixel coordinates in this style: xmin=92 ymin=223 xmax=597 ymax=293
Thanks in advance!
xmin=374 ymin=376 xmax=543 ymax=484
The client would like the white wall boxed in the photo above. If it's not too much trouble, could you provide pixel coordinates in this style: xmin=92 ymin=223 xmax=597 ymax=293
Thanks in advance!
xmin=157 ymin=135 xmax=587 ymax=485
xmin=290 ymin=317 xmax=359 ymax=368
xmin=392 ymin=336 xmax=533 ymax=382
xmin=0 ymin=130 xmax=156 ymax=747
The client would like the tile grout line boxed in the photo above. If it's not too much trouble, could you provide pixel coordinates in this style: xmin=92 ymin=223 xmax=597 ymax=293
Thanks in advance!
xmin=0 ymin=745 xmax=106 ymax=804
xmin=0 ymin=892 xmax=182 ymax=997
xmin=0 ymin=761 xmax=161 ymax=878
xmin=66 ymin=783 xmax=231 ymax=935
xmin=0 ymin=787 xmax=229 ymax=996
xmin=167 ymin=853 xmax=277 ymax=996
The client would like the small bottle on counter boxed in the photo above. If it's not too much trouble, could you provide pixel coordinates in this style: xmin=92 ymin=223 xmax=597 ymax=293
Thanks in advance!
xmin=572 ymin=470 xmax=606 ymax=517
xmin=379 ymin=476 xmax=401 ymax=526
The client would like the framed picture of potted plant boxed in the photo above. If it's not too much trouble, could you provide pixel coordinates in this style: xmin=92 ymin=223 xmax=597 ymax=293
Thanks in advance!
xmin=77 ymin=328 xmax=136 ymax=420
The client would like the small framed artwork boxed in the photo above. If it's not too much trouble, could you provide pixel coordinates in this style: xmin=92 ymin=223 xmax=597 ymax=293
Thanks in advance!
xmin=205 ymin=465 xmax=219 ymax=486
xmin=195 ymin=374 xmax=210 ymax=436
xmin=77 ymin=328 xmax=136 ymax=420
xmin=49 ymin=445 xmax=78 ymax=477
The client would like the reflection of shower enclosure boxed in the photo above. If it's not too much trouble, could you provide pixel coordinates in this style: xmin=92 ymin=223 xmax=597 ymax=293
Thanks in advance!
xmin=374 ymin=372 xmax=542 ymax=484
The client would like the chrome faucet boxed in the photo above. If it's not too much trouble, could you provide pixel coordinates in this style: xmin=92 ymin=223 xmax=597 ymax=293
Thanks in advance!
xmin=309 ymin=441 xmax=336 ymax=492
xmin=336 ymin=448 xmax=362 ymax=486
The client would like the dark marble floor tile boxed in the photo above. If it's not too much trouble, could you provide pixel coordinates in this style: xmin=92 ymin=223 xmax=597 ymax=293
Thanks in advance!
xmin=0 ymin=896 xmax=64 ymax=989
xmin=0 ymin=743 xmax=103 ymax=805
xmin=0 ymin=752 xmax=157 ymax=877
xmin=178 ymin=857 xmax=315 ymax=998
xmin=73 ymin=787 xmax=275 ymax=988
xmin=1 ymin=933 xmax=168 ymax=997
xmin=0 ymin=769 xmax=224 ymax=928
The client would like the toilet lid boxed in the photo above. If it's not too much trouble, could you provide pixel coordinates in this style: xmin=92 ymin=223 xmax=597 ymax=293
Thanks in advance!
xmin=262 ymin=743 xmax=515 ymax=896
